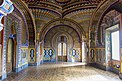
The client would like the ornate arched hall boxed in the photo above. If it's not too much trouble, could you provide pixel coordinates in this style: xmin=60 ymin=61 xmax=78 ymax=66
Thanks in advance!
xmin=0 ymin=0 xmax=122 ymax=81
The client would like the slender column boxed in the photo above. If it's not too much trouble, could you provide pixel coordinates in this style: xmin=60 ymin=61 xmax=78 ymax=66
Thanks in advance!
xmin=119 ymin=48 xmax=122 ymax=79
xmin=0 ymin=44 xmax=2 ymax=78
xmin=35 ymin=41 xmax=40 ymax=65
xmin=119 ymin=13 xmax=122 ymax=79
xmin=82 ymin=42 xmax=87 ymax=63
xmin=82 ymin=36 xmax=88 ymax=64
xmin=35 ymin=40 xmax=44 ymax=65
xmin=61 ymin=43 xmax=63 ymax=62
xmin=39 ymin=41 xmax=44 ymax=64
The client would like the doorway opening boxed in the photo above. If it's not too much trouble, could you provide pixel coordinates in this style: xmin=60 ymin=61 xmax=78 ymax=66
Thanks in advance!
xmin=58 ymin=36 xmax=67 ymax=62
xmin=6 ymin=38 xmax=16 ymax=73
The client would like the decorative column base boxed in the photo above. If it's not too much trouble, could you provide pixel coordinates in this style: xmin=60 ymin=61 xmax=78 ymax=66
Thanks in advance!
xmin=119 ymin=73 xmax=122 ymax=80
xmin=28 ymin=62 xmax=39 ymax=66
xmin=1 ymin=73 xmax=7 ymax=80
xmin=13 ymin=64 xmax=28 ymax=72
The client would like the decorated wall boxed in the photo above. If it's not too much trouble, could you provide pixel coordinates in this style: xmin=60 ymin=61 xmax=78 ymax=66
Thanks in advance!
xmin=28 ymin=48 xmax=36 ymax=64
xmin=2 ymin=7 xmax=29 ymax=74
xmin=21 ymin=47 xmax=28 ymax=66
xmin=43 ymin=25 xmax=81 ymax=62
xmin=94 ymin=10 xmax=121 ymax=71
xmin=43 ymin=48 xmax=56 ymax=62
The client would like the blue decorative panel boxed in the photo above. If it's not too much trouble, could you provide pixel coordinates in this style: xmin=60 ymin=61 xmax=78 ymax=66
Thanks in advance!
xmin=90 ymin=49 xmax=95 ymax=60
xmin=30 ymin=49 xmax=35 ymax=62
xmin=0 ymin=0 xmax=14 ymax=14
xmin=69 ymin=48 xmax=81 ymax=62
xmin=21 ymin=47 xmax=28 ymax=65
xmin=43 ymin=48 xmax=56 ymax=62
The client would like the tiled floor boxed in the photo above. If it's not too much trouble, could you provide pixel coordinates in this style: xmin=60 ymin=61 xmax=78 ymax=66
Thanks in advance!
xmin=3 ymin=62 xmax=122 ymax=81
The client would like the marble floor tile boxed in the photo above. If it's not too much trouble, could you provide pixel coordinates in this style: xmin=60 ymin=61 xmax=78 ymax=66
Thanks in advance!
xmin=3 ymin=62 xmax=122 ymax=81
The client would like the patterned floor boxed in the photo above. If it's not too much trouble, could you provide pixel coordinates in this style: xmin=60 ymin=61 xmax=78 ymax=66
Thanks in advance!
xmin=3 ymin=62 xmax=122 ymax=81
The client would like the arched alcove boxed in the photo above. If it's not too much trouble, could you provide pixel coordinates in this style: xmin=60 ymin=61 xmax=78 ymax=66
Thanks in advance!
xmin=6 ymin=22 xmax=17 ymax=73
xmin=43 ymin=25 xmax=82 ymax=62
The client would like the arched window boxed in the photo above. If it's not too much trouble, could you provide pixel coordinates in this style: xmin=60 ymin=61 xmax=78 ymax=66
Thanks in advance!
xmin=58 ymin=43 xmax=62 ymax=56
xmin=58 ymin=36 xmax=67 ymax=61
xmin=58 ymin=42 xmax=66 ymax=56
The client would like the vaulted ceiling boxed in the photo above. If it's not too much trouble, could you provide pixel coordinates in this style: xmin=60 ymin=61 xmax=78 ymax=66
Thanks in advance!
xmin=12 ymin=0 xmax=108 ymax=44
xmin=22 ymin=0 xmax=105 ymax=34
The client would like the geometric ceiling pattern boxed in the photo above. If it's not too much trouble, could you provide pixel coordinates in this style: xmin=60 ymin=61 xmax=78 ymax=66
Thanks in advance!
xmin=22 ymin=0 xmax=104 ymax=30
xmin=20 ymin=0 xmax=106 ymax=44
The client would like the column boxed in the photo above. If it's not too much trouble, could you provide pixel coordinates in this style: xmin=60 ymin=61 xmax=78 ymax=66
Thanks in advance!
xmin=119 ymin=48 xmax=122 ymax=79
xmin=0 ymin=44 xmax=2 ymax=78
xmin=35 ymin=40 xmax=40 ymax=65
xmin=36 ymin=40 xmax=44 ymax=65
xmin=82 ymin=42 xmax=87 ymax=64
xmin=39 ymin=41 xmax=44 ymax=64
xmin=119 ymin=14 xmax=122 ymax=79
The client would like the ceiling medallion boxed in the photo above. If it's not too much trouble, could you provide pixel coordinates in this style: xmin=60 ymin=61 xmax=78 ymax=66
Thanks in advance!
xmin=55 ymin=0 xmax=71 ymax=4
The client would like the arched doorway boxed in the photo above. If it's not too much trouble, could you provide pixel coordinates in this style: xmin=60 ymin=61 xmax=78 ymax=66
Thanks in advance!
xmin=58 ymin=36 xmax=67 ymax=62
xmin=6 ymin=23 xmax=17 ymax=74
xmin=6 ymin=38 xmax=16 ymax=73
xmin=43 ymin=25 xmax=82 ymax=63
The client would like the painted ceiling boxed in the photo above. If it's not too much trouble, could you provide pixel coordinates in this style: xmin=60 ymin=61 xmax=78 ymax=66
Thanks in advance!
xmin=22 ymin=0 xmax=104 ymax=32
xmin=12 ymin=0 xmax=107 ymax=43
